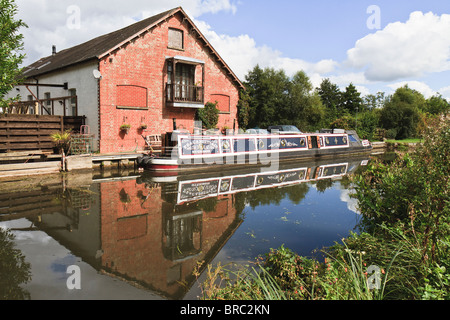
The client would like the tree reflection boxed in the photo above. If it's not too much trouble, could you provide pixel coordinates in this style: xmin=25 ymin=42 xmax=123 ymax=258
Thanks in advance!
xmin=233 ymin=183 xmax=310 ymax=211
xmin=315 ymin=178 xmax=333 ymax=193
xmin=0 ymin=228 xmax=32 ymax=300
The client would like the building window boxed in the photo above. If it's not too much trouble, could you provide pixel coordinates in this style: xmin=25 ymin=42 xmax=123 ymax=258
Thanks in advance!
xmin=69 ymin=89 xmax=77 ymax=116
xmin=167 ymin=63 xmax=197 ymax=101
xmin=44 ymin=92 xmax=51 ymax=106
xmin=168 ymin=28 xmax=184 ymax=50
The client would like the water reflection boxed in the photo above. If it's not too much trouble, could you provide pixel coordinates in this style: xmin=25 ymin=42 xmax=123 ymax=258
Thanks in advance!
xmin=0 ymin=156 xmax=369 ymax=300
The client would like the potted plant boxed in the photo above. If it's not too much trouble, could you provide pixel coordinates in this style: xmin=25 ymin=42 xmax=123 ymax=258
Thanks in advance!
xmin=50 ymin=130 xmax=71 ymax=154
xmin=120 ymin=123 xmax=131 ymax=134
xmin=139 ymin=123 xmax=148 ymax=131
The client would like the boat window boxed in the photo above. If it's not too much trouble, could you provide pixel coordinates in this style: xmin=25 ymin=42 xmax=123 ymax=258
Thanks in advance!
xmin=348 ymin=134 xmax=358 ymax=142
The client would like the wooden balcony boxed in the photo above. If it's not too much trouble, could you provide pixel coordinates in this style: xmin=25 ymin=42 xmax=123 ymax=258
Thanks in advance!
xmin=166 ymin=83 xmax=204 ymax=108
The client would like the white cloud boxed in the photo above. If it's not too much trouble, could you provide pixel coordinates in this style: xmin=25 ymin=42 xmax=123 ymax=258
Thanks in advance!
xmin=387 ymin=81 xmax=438 ymax=98
xmin=346 ymin=11 xmax=450 ymax=82
xmin=16 ymin=0 xmax=238 ymax=65
xmin=327 ymin=72 xmax=370 ymax=86
xmin=439 ymin=86 xmax=450 ymax=100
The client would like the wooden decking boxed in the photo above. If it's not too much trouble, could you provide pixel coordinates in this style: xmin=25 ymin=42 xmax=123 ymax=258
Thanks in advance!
xmin=0 ymin=150 xmax=148 ymax=179
xmin=0 ymin=151 xmax=62 ymax=178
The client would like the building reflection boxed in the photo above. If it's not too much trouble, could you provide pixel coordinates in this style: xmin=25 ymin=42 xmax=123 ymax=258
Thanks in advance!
xmin=0 ymin=156 xmax=369 ymax=299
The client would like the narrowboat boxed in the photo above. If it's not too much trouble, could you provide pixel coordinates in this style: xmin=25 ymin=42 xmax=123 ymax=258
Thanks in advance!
xmin=137 ymin=129 xmax=372 ymax=172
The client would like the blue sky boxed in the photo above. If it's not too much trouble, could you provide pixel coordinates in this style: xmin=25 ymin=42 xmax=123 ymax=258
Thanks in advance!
xmin=202 ymin=0 xmax=450 ymax=61
xmin=16 ymin=0 xmax=450 ymax=99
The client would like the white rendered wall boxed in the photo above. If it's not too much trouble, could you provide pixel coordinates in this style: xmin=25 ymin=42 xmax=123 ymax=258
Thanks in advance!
xmin=7 ymin=60 xmax=100 ymax=151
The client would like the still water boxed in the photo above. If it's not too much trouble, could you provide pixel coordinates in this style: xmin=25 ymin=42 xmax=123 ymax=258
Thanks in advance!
xmin=0 ymin=155 xmax=370 ymax=300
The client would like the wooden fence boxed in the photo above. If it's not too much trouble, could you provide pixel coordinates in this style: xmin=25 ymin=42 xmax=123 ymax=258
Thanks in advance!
xmin=0 ymin=114 xmax=86 ymax=153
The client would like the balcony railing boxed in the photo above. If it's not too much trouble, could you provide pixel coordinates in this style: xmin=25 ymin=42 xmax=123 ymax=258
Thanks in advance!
xmin=166 ymin=83 xmax=204 ymax=107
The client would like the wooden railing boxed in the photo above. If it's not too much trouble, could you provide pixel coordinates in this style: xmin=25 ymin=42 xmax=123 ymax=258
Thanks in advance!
xmin=166 ymin=84 xmax=204 ymax=104
xmin=4 ymin=95 xmax=77 ymax=116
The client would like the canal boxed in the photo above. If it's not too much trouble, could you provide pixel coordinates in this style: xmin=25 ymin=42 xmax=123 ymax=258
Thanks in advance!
xmin=0 ymin=155 xmax=371 ymax=300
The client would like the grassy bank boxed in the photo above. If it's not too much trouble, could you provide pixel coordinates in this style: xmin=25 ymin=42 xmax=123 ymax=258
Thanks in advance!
xmin=196 ymin=119 xmax=450 ymax=300
xmin=385 ymin=138 xmax=423 ymax=144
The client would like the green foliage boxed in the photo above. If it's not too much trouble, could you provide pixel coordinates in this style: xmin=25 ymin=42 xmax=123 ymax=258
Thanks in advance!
xmin=196 ymin=101 xmax=219 ymax=129
xmin=236 ymin=89 xmax=250 ymax=130
xmin=351 ymin=119 xmax=450 ymax=298
xmin=0 ymin=228 xmax=32 ymax=299
xmin=379 ymin=85 xmax=422 ymax=140
xmin=425 ymin=94 xmax=450 ymax=115
xmin=319 ymin=79 xmax=381 ymax=137
xmin=356 ymin=110 xmax=380 ymax=140
xmin=330 ymin=115 xmax=356 ymax=130
xmin=50 ymin=130 xmax=71 ymax=154
xmin=198 ymin=243 xmax=389 ymax=300
xmin=0 ymin=0 xmax=28 ymax=109
xmin=342 ymin=83 xmax=363 ymax=115
xmin=244 ymin=65 xmax=290 ymax=129
xmin=243 ymin=68 xmax=446 ymax=141
xmin=194 ymin=260 xmax=288 ymax=300
xmin=317 ymin=78 xmax=342 ymax=122
xmin=244 ymin=66 xmax=325 ymax=131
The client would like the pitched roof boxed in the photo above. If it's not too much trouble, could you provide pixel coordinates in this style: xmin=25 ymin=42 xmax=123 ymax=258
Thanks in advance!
xmin=21 ymin=7 xmax=243 ymax=88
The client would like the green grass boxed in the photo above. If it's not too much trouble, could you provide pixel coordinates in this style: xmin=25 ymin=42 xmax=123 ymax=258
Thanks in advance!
xmin=385 ymin=138 xmax=423 ymax=144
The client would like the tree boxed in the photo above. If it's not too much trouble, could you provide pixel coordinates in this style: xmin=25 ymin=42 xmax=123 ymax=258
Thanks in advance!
xmin=196 ymin=101 xmax=219 ymax=129
xmin=237 ymin=89 xmax=250 ymax=130
xmin=342 ymin=83 xmax=363 ymax=115
xmin=0 ymin=0 xmax=28 ymax=110
xmin=364 ymin=92 xmax=386 ymax=110
xmin=286 ymin=70 xmax=325 ymax=131
xmin=244 ymin=66 xmax=325 ymax=131
xmin=244 ymin=65 xmax=290 ymax=128
xmin=426 ymin=94 xmax=450 ymax=115
xmin=317 ymin=78 xmax=342 ymax=122
xmin=379 ymin=85 xmax=422 ymax=139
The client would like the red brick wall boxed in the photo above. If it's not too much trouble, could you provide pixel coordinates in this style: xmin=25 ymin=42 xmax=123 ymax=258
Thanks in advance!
xmin=98 ymin=12 xmax=241 ymax=153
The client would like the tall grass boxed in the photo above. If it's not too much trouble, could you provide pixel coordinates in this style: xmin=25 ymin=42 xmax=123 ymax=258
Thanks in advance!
xmin=196 ymin=242 xmax=398 ymax=300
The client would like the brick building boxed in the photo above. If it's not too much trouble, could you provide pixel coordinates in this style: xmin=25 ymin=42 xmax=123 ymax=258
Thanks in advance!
xmin=9 ymin=7 xmax=243 ymax=153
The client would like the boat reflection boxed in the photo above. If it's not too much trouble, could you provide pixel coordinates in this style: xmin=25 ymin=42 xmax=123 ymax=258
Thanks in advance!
xmin=0 ymin=156 xmax=368 ymax=300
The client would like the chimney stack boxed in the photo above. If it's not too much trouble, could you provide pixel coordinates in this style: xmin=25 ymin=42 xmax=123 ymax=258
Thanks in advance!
xmin=52 ymin=45 xmax=56 ymax=55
